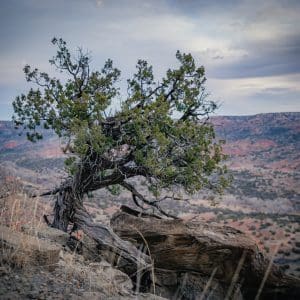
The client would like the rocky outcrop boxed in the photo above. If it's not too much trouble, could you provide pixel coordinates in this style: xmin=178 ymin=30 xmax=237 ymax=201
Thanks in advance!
xmin=1 ymin=211 xmax=299 ymax=299
xmin=21 ymin=224 xmax=70 ymax=246
xmin=0 ymin=224 xmax=165 ymax=299
xmin=111 ymin=209 xmax=300 ymax=299
xmin=0 ymin=225 xmax=60 ymax=269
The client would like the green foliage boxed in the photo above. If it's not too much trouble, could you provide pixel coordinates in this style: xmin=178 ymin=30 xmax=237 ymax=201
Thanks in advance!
xmin=13 ymin=38 xmax=229 ymax=200
xmin=13 ymin=38 xmax=120 ymax=142
xmin=106 ymin=184 xmax=122 ymax=196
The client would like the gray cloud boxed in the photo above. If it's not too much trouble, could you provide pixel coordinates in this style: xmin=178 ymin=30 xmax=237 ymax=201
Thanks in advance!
xmin=0 ymin=0 xmax=299 ymax=119
xmin=210 ymin=33 xmax=300 ymax=78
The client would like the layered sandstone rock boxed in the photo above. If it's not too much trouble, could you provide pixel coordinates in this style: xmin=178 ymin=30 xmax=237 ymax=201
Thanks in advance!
xmin=111 ymin=209 xmax=300 ymax=299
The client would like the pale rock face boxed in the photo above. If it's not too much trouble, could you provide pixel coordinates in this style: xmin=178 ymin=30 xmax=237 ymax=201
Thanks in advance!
xmin=0 ymin=224 xmax=166 ymax=299
xmin=111 ymin=210 xmax=300 ymax=299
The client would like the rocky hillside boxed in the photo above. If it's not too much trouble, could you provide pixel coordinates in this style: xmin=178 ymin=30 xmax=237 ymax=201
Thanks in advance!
xmin=209 ymin=113 xmax=300 ymax=213
xmin=213 ymin=112 xmax=300 ymax=172
xmin=2 ymin=112 xmax=299 ymax=168
xmin=214 ymin=112 xmax=300 ymax=142
xmin=0 ymin=121 xmax=63 ymax=164
xmin=1 ymin=112 xmax=300 ymax=211
xmin=1 ymin=112 xmax=300 ymax=214
xmin=1 ymin=112 xmax=300 ymax=281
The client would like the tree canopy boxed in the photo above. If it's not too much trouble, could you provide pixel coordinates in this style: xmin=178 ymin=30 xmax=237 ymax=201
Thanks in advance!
xmin=13 ymin=38 xmax=228 ymax=224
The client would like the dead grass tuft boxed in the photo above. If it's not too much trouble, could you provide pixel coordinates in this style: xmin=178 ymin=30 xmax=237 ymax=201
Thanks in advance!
xmin=0 ymin=174 xmax=52 ymax=269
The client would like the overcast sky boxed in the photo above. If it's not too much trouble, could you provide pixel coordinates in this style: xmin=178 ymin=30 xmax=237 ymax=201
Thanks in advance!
xmin=0 ymin=0 xmax=299 ymax=119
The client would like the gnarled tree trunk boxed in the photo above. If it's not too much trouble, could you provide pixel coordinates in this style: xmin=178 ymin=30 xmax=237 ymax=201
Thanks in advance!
xmin=51 ymin=188 xmax=78 ymax=231
xmin=50 ymin=184 xmax=150 ymax=280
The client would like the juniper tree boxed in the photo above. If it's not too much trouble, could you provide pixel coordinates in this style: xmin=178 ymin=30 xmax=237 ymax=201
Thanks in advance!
xmin=13 ymin=38 xmax=228 ymax=232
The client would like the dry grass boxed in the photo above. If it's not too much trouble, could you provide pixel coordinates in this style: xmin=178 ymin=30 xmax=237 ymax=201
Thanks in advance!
xmin=0 ymin=171 xmax=50 ymax=229
xmin=0 ymin=174 xmax=154 ymax=297
xmin=133 ymin=227 xmax=156 ymax=296
xmin=0 ymin=174 xmax=51 ymax=269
